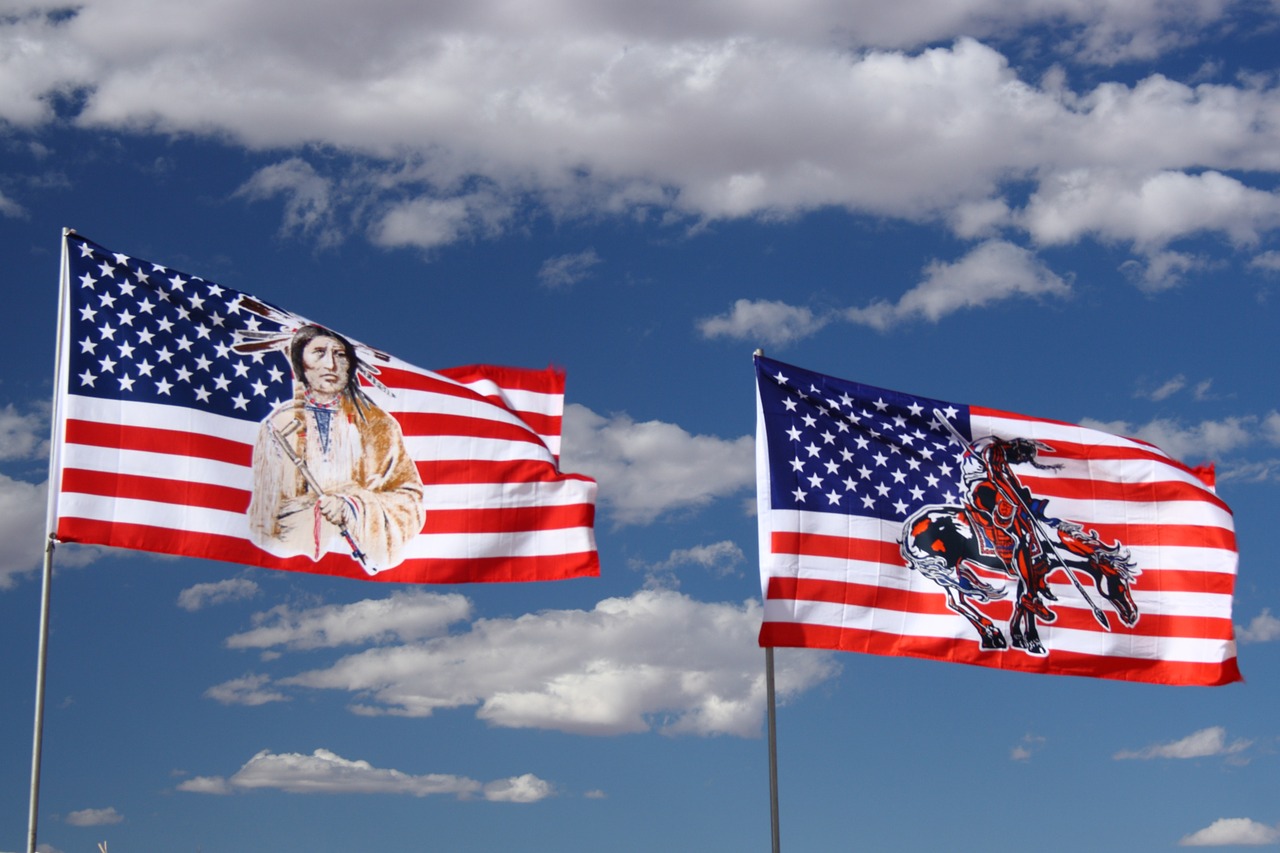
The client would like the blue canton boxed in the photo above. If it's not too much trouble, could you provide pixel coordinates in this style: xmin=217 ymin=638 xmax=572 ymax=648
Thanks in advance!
xmin=757 ymin=356 xmax=973 ymax=522
xmin=64 ymin=234 xmax=295 ymax=422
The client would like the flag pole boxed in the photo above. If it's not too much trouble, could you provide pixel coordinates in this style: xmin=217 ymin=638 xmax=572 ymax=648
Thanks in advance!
xmin=27 ymin=535 xmax=56 ymax=853
xmin=30 ymin=228 xmax=74 ymax=853
xmin=755 ymin=347 xmax=781 ymax=853
xmin=766 ymin=646 xmax=781 ymax=853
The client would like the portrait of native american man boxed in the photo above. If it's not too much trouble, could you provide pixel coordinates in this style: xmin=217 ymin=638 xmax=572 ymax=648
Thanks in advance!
xmin=237 ymin=309 xmax=425 ymax=574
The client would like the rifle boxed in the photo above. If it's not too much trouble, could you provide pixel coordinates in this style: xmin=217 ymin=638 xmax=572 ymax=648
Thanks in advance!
xmin=269 ymin=417 xmax=373 ymax=574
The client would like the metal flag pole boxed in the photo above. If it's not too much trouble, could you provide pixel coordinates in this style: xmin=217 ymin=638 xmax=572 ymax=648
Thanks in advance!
xmin=29 ymin=228 xmax=75 ymax=853
xmin=756 ymin=348 xmax=781 ymax=853
xmin=766 ymin=646 xmax=781 ymax=853
xmin=27 ymin=536 xmax=56 ymax=853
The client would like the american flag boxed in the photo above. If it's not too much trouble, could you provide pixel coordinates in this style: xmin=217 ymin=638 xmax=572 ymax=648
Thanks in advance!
xmin=49 ymin=231 xmax=598 ymax=583
xmin=755 ymin=354 xmax=1239 ymax=685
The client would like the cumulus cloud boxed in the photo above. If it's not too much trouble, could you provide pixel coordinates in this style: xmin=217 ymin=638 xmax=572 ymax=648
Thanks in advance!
xmin=204 ymin=673 xmax=290 ymax=707
xmin=698 ymin=299 xmax=832 ymax=347
xmin=4 ymin=6 xmax=1280 ymax=263
xmin=538 ymin=249 xmax=601 ymax=289
xmin=224 ymin=589 xmax=472 ymax=650
xmin=1237 ymin=609 xmax=1280 ymax=644
xmin=64 ymin=807 xmax=122 ymax=827
xmin=562 ymin=404 xmax=753 ymax=526
xmin=180 ymin=749 xmax=551 ymax=802
xmin=1114 ymin=726 xmax=1251 ymax=761
xmin=177 ymin=578 xmax=261 ymax=611
xmin=846 ymin=240 xmax=1071 ymax=329
xmin=233 ymin=588 xmax=837 ymax=737
xmin=1179 ymin=817 xmax=1280 ymax=847
xmin=234 ymin=158 xmax=341 ymax=246
xmin=1080 ymin=415 xmax=1258 ymax=463
xmin=0 ymin=474 xmax=50 ymax=588
xmin=635 ymin=540 xmax=746 ymax=589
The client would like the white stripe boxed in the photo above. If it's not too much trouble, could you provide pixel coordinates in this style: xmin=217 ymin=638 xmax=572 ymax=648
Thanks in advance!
xmin=63 ymin=395 xmax=259 ymax=443
xmin=404 ymin=435 xmax=558 ymax=465
xmin=57 ymin=494 xmax=595 ymax=559
xmin=59 ymin=443 xmax=253 ymax=489
xmin=761 ymin=599 xmax=1235 ymax=664
xmin=421 ymin=479 xmax=596 ymax=509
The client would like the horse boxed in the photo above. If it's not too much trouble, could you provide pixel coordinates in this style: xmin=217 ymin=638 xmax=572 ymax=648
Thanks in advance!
xmin=899 ymin=504 xmax=1140 ymax=656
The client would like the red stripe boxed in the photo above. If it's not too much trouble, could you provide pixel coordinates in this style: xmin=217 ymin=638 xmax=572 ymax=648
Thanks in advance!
xmin=65 ymin=419 xmax=251 ymax=466
xmin=424 ymin=504 xmax=595 ymax=534
xmin=55 ymin=518 xmax=599 ymax=582
xmin=417 ymin=458 xmax=586 ymax=485
xmin=396 ymin=412 xmax=546 ymax=445
xmin=758 ymin=622 xmax=1242 ymax=686
xmin=61 ymin=468 xmax=249 ymax=513
xmin=774 ymin=522 xmax=1235 ymax=561
xmin=1017 ymin=473 xmax=1231 ymax=514
xmin=377 ymin=366 xmax=562 ymax=438
xmin=766 ymin=577 xmax=1235 ymax=639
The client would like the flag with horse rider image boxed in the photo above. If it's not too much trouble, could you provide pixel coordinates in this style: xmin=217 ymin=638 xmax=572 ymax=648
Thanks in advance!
xmin=754 ymin=354 xmax=1239 ymax=686
xmin=48 ymin=231 xmax=598 ymax=584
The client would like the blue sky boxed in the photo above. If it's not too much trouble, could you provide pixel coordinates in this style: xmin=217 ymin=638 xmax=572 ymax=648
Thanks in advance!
xmin=3 ymin=1 xmax=1280 ymax=850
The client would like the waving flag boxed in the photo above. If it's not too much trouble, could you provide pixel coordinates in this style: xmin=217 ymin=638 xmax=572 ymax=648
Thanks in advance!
xmin=755 ymin=354 xmax=1239 ymax=685
xmin=48 ymin=231 xmax=598 ymax=583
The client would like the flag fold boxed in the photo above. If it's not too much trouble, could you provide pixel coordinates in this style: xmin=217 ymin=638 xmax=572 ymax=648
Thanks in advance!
xmin=755 ymin=354 xmax=1239 ymax=686
xmin=49 ymin=231 xmax=598 ymax=584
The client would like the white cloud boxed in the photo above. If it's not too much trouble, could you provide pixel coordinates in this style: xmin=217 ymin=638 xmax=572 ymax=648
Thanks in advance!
xmin=0 ymin=402 xmax=47 ymax=461
xmin=177 ymin=578 xmax=260 ymax=611
xmin=64 ymin=807 xmax=122 ymax=827
xmin=562 ymin=404 xmax=753 ymax=526
xmin=181 ymin=748 xmax=552 ymax=801
xmin=175 ymin=775 xmax=232 ymax=795
xmin=270 ymin=588 xmax=837 ymax=737
xmin=538 ymin=249 xmax=601 ymax=289
xmin=234 ymin=158 xmax=340 ymax=245
xmin=1114 ymin=726 xmax=1251 ymax=760
xmin=1080 ymin=415 xmax=1257 ymax=463
xmin=0 ymin=474 xmax=49 ymax=589
xmin=1251 ymin=250 xmax=1280 ymax=272
xmin=846 ymin=240 xmax=1071 ymax=329
xmin=1179 ymin=817 xmax=1280 ymax=847
xmin=1237 ymin=609 xmax=1280 ymax=644
xmin=698 ymin=298 xmax=831 ymax=347
xmin=1143 ymin=374 xmax=1187 ymax=402
xmin=225 ymin=589 xmax=472 ymax=650
xmin=5 ymin=7 xmax=1280 ymax=261
xmin=635 ymin=540 xmax=746 ymax=589
xmin=204 ymin=673 xmax=290 ymax=706
xmin=1023 ymin=169 xmax=1280 ymax=251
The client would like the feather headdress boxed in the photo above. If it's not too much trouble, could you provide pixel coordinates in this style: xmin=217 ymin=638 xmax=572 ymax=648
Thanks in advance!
xmin=231 ymin=295 xmax=393 ymax=398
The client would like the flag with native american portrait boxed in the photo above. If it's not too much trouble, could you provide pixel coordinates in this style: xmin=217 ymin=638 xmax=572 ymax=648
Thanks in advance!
xmin=48 ymin=230 xmax=598 ymax=584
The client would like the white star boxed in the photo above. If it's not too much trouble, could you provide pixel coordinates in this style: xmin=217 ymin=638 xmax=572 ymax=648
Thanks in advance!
xmin=789 ymin=457 xmax=805 ymax=473
xmin=801 ymin=414 xmax=816 ymax=428
xmin=194 ymin=386 xmax=212 ymax=403
xmin=194 ymin=354 xmax=212 ymax=371
xmin=807 ymin=473 xmax=823 ymax=489
xmin=78 ymin=272 xmax=97 ymax=289
xmin=875 ymin=482 xmax=890 ymax=497
xmin=137 ymin=328 xmax=155 ymax=345
xmin=98 ymin=323 xmax=117 ymax=341
xmin=843 ymin=476 xmax=857 ymax=492
xmin=78 ymin=304 xmax=98 ymax=322
xmin=860 ymin=494 xmax=876 ymax=509
xmin=175 ymin=366 xmax=193 ymax=383
xmin=908 ymin=402 xmax=924 ymax=417
xmin=118 ymin=374 xmax=136 ymax=392
xmin=97 ymin=261 xmax=116 ymax=278
xmin=78 ymin=369 xmax=96 ymax=387
xmin=773 ymin=371 xmax=788 ymax=385
xmin=251 ymin=379 xmax=268 ymax=397
xmin=823 ymin=459 xmax=839 ymax=475
xmin=873 ymin=398 xmax=888 ymax=412
xmin=156 ymin=346 xmax=174 ymax=363
xmin=820 ymin=430 xmax=835 ymax=445
xmin=77 ymin=243 xmax=93 ymax=258
xmin=232 ymin=393 xmax=250 ymax=410
xmin=782 ymin=398 xmax=797 ymax=412
xmin=872 ymin=451 xmax=887 ymax=467
xmin=892 ymin=499 xmax=908 ymax=515
xmin=112 ymin=252 xmax=129 ymax=265
xmin=169 ymin=274 xmax=187 ymax=291
xmin=826 ymin=490 xmax=842 ymax=505
xmin=791 ymin=487 xmax=807 ymax=502
xmin=804 ymin=442 xmax=821 ymax=458
xmin=786 ymin=426 xmax=803 ymax=442
xmin=213 ymin=374 xmax=231 ymax=391
xmin=137 ymin=360 xmax=154 ymax=377
xmin=156 ymin=377 xmax=173 ymax=395
xmin=78 ymin=337 xmax=97 ymax=354
xmin=267 ymin=365 xmax=284 ymax=383
xmin=138 ymin=298 xmax=156 ymax=314
xmin=117 ymin=341 xmax=135 ymax=359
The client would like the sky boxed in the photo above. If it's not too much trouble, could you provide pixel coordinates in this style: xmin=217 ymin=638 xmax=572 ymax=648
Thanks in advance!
xmin=3 ymin=0 xmax=1280 ymax=850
